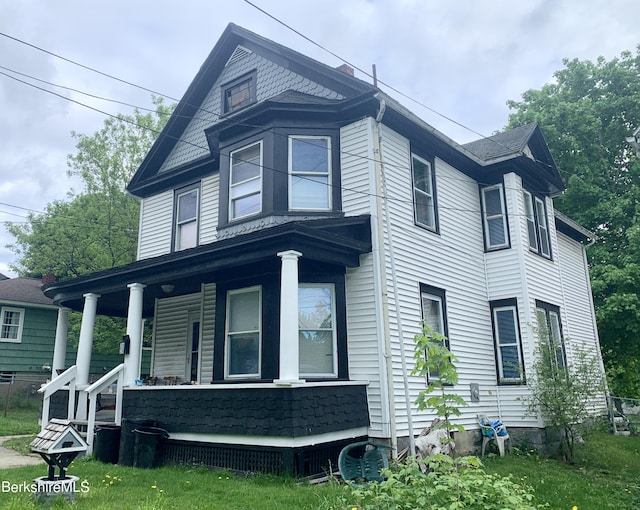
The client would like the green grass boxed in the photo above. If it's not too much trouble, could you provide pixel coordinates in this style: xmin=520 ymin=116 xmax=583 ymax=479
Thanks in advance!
xmin=0 ymin=459 xmax=346 ymax=509
xmin=0 ymin=397 xmax=41 ymax=436
xmin=482 ymin=432 xmax=640 ymax=509
xmin=1 ymin=416 xmax=639 ymax=509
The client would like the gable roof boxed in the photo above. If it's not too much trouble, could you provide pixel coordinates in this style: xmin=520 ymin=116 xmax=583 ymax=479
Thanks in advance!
xmin=127 ymin=23 xmax=376 ymax=196
xmin=0 ymin=277 xmax=55 ymax=307
xmin=463 ymin=122 xmax=565 ymax=194
xmin=463 ymin=123 xmax=539 ymax=161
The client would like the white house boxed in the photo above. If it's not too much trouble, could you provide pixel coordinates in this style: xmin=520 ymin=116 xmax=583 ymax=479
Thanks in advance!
xmin=40 ymin=23 xmax=606 ymax=475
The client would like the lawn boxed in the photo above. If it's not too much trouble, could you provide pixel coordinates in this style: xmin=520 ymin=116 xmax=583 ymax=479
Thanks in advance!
xmin=1 ymin=399 xmax=639 ymax=509
xmin=0 ymin=397 xmax=41 ymax=436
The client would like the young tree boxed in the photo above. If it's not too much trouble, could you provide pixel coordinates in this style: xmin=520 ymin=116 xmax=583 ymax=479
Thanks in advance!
xmin=523 ymin=333 xmax=607 ymax=463
xmin=505 ymin=47 xmax=640 ymax=398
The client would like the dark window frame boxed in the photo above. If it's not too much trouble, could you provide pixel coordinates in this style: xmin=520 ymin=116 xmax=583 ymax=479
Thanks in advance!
xmin=480 ymin=183 xmax=510 ymax=251
xmin=221 ymin=70 xmax=257 ymax=115
xmin=490 ymin=298 xmax=526 ymax=384
xmin=172 ymin=182 xmax=201 ymax=252
xmin=419 ymin=283 xmax=450 ymax=380
xmin=523 ymin=189 xmax=552 ymax=259
xmin=535 ymin=300 xmax=566 ymax=372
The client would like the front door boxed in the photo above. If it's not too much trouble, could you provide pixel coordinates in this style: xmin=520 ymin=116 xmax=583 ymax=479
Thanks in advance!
xmin=186 ymin=313 xmax=201 ymax=383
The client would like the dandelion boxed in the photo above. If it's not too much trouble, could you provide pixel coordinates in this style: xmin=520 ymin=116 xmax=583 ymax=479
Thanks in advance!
xmin=151 ymin=485 xmax=157 ymax=489
xmin=572 ymin=506 xmax=578 ymax=510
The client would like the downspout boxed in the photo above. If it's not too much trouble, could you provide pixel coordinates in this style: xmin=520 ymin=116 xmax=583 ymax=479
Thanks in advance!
xmin=373 ymin=93 xmax=416 ymax=455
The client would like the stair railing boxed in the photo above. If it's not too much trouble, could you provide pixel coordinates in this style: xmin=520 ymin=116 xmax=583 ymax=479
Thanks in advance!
xmin=84 ymin=363 xmax=125 ymax=455
xmin=38 ymin=365 xmax=77 ymax=432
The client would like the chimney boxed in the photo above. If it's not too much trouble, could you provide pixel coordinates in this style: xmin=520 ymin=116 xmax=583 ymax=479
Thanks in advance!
xmin=41 ymin=272 xmax=56 ymax=286
xmin=335 ymin=64 xmax=354 ymax=77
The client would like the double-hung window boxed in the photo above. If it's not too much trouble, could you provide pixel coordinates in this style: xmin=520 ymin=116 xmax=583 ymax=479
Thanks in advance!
xmin=491 ymin=301 xmax=524 ymax=383
xmin=298 ymin=284 xmax=337 ymax=377
xmin=420 ymin=284 xmax=449 ymax=378
xmin=481 ymin=184 xmax=509 ymax=250
xmin=225 ymin=286 xmax=261 ymax=378
xmin=1 ymin=307 xmax=23 ymax=343
xmin=412 ymin=154 xmax=436 ymax=230
xmin=523 ymin=190 xmax=551 ymax=258
xmin=289 ymin=136 xmax=331 ymax=211
xmin=175 ymin=186 xmax=199 ymax=251
xmin=536 ymin=302 xmax=566 ymax=372
xmin=230 ymin=142 xmax=262 ymax=220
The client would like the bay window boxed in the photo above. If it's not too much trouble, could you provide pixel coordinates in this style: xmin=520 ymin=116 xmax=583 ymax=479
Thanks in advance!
xmin=225 ymin=286 xmax=261 ymax=378
xmin=230 ymin=142 xmax=262 ymax=220
xmin=298 ymin=284 xmax=337 ymax=377
xmin=289 ymin=136 xmax=331 ymax=211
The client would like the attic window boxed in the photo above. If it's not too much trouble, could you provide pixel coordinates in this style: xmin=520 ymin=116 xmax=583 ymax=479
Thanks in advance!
xmin=222 ymin=71 xmax=257 ymax=114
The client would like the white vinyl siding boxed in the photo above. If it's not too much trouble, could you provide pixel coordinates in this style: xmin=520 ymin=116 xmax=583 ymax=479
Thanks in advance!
xmin=199 ymin=173 xmax=219 ymax=245
xmin=137 ymin=191 xmax=173 ymax=260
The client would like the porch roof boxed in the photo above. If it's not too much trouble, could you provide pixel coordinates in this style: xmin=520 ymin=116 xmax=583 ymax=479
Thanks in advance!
xmin=43 ymin=215 xmax=371 ymax=317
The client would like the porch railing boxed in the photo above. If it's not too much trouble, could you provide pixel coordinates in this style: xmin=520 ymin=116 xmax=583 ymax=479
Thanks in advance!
xmin=85 ymin=363 xmax=125 ymax=455
xmin=38 ymin=365 xmax=77 ymax=431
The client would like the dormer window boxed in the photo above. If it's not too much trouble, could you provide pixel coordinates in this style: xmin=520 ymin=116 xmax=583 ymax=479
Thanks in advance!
xmin=222 ymin=71 xmax=257 ymax=114
xmin=230 ymin=141 xmax=262 ymax=220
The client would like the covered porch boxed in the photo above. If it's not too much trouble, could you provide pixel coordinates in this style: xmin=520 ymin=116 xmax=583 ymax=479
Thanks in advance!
xmin=40 ymin=215 xmax=372 ymax=473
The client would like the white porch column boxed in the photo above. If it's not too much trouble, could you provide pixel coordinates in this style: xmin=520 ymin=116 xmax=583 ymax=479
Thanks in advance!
xmin=75 ymin=293 xmax=100 ymax=388
xmin=123 ymin=283 xmax=146 ymax=387
xmin=275 ymin=250 xmax=303 ymax=385
xmin=51 ymin=307 xmax=70 ymax=375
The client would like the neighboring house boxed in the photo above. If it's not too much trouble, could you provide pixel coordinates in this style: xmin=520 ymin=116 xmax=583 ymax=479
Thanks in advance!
xmin=41 ymin=24 xmax=606 ymax=475
xmin=0 ymin=275 xmax=58 ymax=385
xmin=0 ymin=275 xmax=148 ymax=389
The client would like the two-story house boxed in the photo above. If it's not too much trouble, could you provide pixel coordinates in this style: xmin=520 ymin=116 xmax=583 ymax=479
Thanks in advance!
xmin=40 ymin=23 xmax=606 ymax=475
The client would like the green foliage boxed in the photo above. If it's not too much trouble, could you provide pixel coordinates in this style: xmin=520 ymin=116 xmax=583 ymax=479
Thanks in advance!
xmin=523 ymin=332 xmax=607 ymax=463
xmin=5 ymin=97 xmax=172 ymax=353
xmin=412 ymin=323 xmax=467 ymax=435
xmin=505 ymin=47 xmax=640 ymax=397
xmin=344 ymin=455 xmax=539 ymax=510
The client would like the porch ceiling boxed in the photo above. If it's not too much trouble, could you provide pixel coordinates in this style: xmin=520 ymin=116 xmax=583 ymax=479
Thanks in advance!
xmin=43 ymin=215 xmax=371 ymax=317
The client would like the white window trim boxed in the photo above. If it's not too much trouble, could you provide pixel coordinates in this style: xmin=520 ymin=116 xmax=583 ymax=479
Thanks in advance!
xmin=536 ymin=305 xmax=566 ymax=371
xmin=229 ymin=141 xmax=263 ymax=221
xmin=412 ymin=153 xmax=436 ymax=230
xmin=523 ymin=190 xmax=538 ymax=252
xmin=481 ymin=184 xmax=509 ymax=250
xmin=175 ymin=187 xmax=200 ymax=251
xmin=288 ymin=136 xmax=332 ymax=211
xmin=535 ymin=196 xmax=551 ymax=258
xmin=224 ymin=286 xmax=262 ymax=379
xmin=298 ymin=283 xmax=338 ymax=378
xmin=492 ymin=305 xmax=524 ymax=383
xmin=0 ymin=306 xmax=24 ymax=343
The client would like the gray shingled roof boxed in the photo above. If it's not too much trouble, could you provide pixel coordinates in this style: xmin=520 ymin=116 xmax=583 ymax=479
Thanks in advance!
xmin=463 ymin=122 xmax=538 ymax=161
xmin=0 ymin=277 xmax=54 ymax=306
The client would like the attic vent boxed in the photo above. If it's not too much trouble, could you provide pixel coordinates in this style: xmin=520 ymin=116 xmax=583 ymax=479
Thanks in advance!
xmin=226 ymin=45 xmax=252 ymax=66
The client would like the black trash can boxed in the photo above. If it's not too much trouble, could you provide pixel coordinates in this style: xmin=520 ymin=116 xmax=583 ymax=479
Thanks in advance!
xmin=118 ymin=419 xmax=155 ymax=466
xmin=93 ymin=425 xmax=121 ymax=464
xmin=133 ymin=427 xmax=169 ymax=469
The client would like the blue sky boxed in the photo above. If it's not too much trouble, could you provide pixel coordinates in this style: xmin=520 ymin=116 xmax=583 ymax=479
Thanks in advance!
xmin=1 ymin=0 xmax=638 ymax=277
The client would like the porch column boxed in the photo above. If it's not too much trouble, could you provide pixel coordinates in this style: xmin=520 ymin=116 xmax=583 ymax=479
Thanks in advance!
xmin=275 ymin=250 xmax=303 ymax=385
xmin=123 ymin=283 xmax=146 ymax=387
xmin=52 ymin=307 xmax=70 ymax=375
xmin=75 ymin=293 xmax=100 ymax=388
